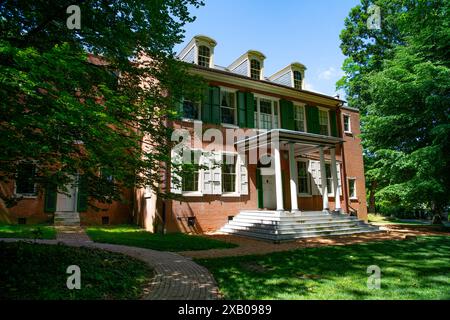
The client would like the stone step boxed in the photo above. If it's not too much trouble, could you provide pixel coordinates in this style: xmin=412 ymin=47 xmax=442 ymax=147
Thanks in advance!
xmin=53 ymin=212 xmax=81 ymax=227
xmin=226 ymin=220 xmax=364 ymax=231
xmin=221 ymin=224 xmax=375 ymax=236
xmin=223 ymin=228 xmax=383 ymax=242
xmin=231 ymin=215 xmax=357 ymax=224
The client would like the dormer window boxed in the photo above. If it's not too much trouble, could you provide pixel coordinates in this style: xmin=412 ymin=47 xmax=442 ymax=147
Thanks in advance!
xmin=293 ymin=71 xmax=303 ymax=89
xmin=198 ymin=45 xmax=211 ymax=67
xmin=250 ymin=59 xmax=261 ymax=80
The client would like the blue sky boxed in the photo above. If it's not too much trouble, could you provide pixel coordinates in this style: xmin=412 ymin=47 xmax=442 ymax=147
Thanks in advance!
xmin=174 ymin=0 xmax=361 ymax=98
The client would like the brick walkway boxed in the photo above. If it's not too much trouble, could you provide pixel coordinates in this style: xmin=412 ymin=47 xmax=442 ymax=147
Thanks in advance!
xmin=0 ymin=228 xmax=219 ymax=300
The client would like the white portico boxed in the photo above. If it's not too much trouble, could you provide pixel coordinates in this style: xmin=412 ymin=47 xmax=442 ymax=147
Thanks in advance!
xmin=236 ymin=129 xmax=344 ymax=214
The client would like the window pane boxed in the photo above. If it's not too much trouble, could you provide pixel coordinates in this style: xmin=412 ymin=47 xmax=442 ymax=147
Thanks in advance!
xmin=16 ymin=163 xmax=36 ymax=195
xmin=319 ymin=110 xmax=329 ymax=135
xmin=294 ymin=105 xmax=305 ymax=132
xmin=250 ymin=59 xmax=261 ymax=80
xmin=183 ymin=100 xmax=200 ymax=120
xmin=182 ymin=151 xmax=200 ymax=192
xmin=344 ymin=115 xmax=350 ymax=132
xmin=297 ymin=162 xmax=309 ymax=194
xmin=293 ymin=71 xmax=302 ymax=89
xmin=220 ymin=91 xmax=235 ymax=124
xmin=325 ymin=164 xmax=332 ymax=193
xmin=349 ymin=179 xmax=356 ymax=198
xmin=222 ymin=155 xmax=236 ymax=193
xmin=198 ymin=46 xmax=210 ymax=67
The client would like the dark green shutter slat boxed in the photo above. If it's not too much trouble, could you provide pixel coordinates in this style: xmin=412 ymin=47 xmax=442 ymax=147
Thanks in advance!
xmin=210 ymin=86 xmax=221 ymax=125
xmin=280 ymin=99 xmax=295 ymax=130
xmin=237 ymin=91 xmax=246 ymax=127
xmin=245 ymin=92 xmax=255 ymax=128
xmin=201 ymin=86 xmax=211 ymax=123
xmin=44 ymin=184 xmax=57 ymax=213
xmin=306 ymin=105 xmax=320 ymax=134
xmin=329 ymin=110 xmax=338 ymax=137
xmin=77 ymin=175 xmax=88 ymax=212
xmin=256 ymin=168 xmax=263 ymax=209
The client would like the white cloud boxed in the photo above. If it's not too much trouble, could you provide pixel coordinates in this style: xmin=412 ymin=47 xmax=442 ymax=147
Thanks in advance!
xmin=318 ymin=67 xmax=337 ymax=80
xmin=303 ymin=79 xmax=316 ymax=92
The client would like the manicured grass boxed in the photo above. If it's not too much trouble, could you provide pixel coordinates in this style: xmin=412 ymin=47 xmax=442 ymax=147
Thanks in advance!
xmin=0 ymin=241 xmax=153 ymax=300
xmin=0 ymin=224 xmax=56 ymax=239
xmin=196 ymin=236 xmax=450 ymax=300
xmin=85 ymin=225 xmax=238 ymax=252
xmin=368 ymin=213 xmax=427 ymax=225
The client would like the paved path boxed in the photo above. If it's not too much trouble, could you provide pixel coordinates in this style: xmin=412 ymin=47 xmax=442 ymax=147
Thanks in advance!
xmin=1 ymin=229 xmax=220 ymax=300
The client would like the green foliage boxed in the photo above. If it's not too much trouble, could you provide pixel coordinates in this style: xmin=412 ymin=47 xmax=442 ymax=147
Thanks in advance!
xmin=85 ymin=225 xmax=238 ymax=251
xmin=0 ymin=0 xmax=206 ymax=208
xmin=0 ymin=242 xmax=153 ymax=299
xmin=197 ymin=236 xmax=450 ymax=300
xmin=339 ymin=0 xmax=450 ymax=216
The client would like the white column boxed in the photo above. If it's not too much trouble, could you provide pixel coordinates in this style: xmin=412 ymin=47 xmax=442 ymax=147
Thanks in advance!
xmin=288 ymin=143 xmax=299 ymax=212
xmin=274 ymin=143 xmax=284 ymax=211
xmin=330 ymin=148 xmax=341 ymax=213
xmin=319 ymin=146 xmax=329 ymax=212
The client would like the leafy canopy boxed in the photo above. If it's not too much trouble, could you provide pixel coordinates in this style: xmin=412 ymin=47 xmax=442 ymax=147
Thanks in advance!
xmin=0 ymin=0 xmax=205 ymax=207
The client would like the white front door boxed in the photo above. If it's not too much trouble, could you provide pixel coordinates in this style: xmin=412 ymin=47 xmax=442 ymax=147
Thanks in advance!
xmin=56 ymin=179 xmax=77 ymax=212
xmin=262 ymin=175 xmax=276 ymax=210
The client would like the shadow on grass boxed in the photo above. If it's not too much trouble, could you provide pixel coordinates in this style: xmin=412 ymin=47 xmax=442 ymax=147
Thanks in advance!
xmin=197 ymin=236 xmax=450 ymax=299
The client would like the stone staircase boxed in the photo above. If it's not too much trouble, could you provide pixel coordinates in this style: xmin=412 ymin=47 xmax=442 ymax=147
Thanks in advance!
xmin=54 ymin=211 xmax=80 ymax=226
xmin=219 ymin=210 xmax=382 ymax=242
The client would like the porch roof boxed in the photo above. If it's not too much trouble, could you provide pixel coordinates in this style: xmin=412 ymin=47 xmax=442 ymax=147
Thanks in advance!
xmin=235 ymin=129 xmax=344 ymax=151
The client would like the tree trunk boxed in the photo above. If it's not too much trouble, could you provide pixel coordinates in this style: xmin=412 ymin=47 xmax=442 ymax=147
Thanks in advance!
xmin=368 ymin=180 xmax=377 ymax=214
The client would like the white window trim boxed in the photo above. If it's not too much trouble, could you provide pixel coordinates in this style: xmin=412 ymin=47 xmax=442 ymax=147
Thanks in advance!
xmin=221 ymin=151 xmax=240 ymax=196
xmin=253 ymin=94 xmax=281 ymax=130
xmin=195 ymin=42 xmax=213 ymax=68
xmin=297 ymin=159 xmax=312 ymax=197
xmin=14 ymin=163 xmax=38 ymax=198
xmin=318 ymin=107 xmax=331 ymax=136
xmin=249 ymin=58 xmax=262 ymax=80
xmin=348 ymin=177 xmax=357 ymax=200
xmin=181 ymin=148 xmax=203 ymax=196
xmin=293 ymin=103 xmax=307 ymax=132
xmin=343 ymin=114 xmax=352 ymax=134
xmin=219 ymin=87 xmax=238 ymax=126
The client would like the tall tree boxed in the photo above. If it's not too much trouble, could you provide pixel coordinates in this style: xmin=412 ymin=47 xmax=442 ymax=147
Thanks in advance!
xmin=0 ymin=0 xmax=205 ymax=208
xmin=338 ymin=0 xmax=450 ymax=222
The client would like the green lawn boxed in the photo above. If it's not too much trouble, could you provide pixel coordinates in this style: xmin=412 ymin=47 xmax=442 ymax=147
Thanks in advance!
xmin=0 ymin=241 xmax=153 ymax=299
xmin=85 ymin=225 xmax=238 ymax=251
xmin=368 ymin=213 xmax=429 ymax=225
xmin=0 ymin=224 xmax=56 ymax=239
xmin=197 ymin=236 xmax=450 ymax=300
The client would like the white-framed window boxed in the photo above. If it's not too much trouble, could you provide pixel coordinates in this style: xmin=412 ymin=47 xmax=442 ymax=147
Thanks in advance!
xmin=254 ymin=96 xmax=280 ymax=130
xmin=220 ymin=89 xmax=236 ymax=125
xmin=250 ymin=59 xmax=261 ymax=80
xmin=319 ymin=109 xmax=330 ymax=136
xmin=343 ymin=114 xmax=351 ymax=133
xmin=294 ymin=104 xmax=306 ymax=132
xmin=197 ymin=45 xmax=210 ymax=67
xmin=222 ymin=154 xmax=237 ymax=193
xmin=293 ymin=70 xmax=302 ymax=89
xmin=297 ymin=160 xmax=311 ymax=195
xmin=182 ymin=151 xmax=201 ymax=193
xmin=348 ymin=178 xmax=357 ymax=199
xmin=325 ymin=163 xmax=333 ymax=196
xmin=182 ymin=100 xmax=201 ymax=120
xmin=15 ymin=163 xmax=37 ymax=196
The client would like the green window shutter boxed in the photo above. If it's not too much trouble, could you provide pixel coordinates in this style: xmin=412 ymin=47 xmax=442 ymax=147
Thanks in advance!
xmin=201 ymin=86 xmax=211 ymax=123
xmin=280 ymin=99 xmax=295 ymax=130
xmin=237 ymin=91 xmax=247 ymax=127
xmin=77 ymin=175 xmax=88 ymax=212
xmin=306 ymin=105 xmax=320 ymax=134
xmin=210 ymin=86 xmax=221 ymax=125
xmin=44 ymin=184 xmax=57 ymax=213
xmin=329 ymin=110 xmax=338 ymax=137
xmin=245 ymin=92 xmax=255 ymax=128
xmin=256 ymin=168 xmax=264 ymax=209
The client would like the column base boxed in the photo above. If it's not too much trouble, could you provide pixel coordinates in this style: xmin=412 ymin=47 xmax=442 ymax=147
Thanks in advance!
xmin=322 ymin=209 xmax=330 ymax=214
